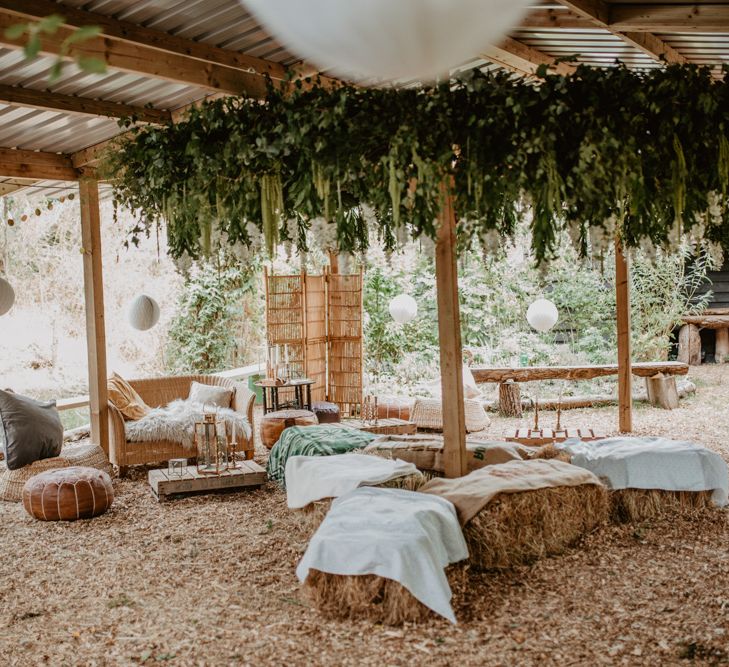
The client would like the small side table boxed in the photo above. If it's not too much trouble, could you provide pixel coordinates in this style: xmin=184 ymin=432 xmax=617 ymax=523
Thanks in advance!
xmin=255 ymin=378 xmax=314 ymax=414
xmin=346 ymin=418 xmax=417 ymax=436
xmin=148 ymin=461 xmax=266 ymax=502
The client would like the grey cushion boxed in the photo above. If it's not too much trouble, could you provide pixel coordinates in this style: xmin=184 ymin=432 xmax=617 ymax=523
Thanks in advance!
xmin=0 ymin=390 xmax=63 ymax=471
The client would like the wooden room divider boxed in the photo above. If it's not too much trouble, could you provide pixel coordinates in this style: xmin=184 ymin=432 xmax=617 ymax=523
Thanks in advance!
xmin=264 ymin=267 xmax=363 ymax=416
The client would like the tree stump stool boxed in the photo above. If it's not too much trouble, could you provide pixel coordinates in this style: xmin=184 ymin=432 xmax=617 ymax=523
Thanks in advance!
xmin=22 ymin=466 xmax=114 ymax=521
xmin=645 ymin=373 xmax=679 ymax=410
xmin=498 ymin=380 xmax=522 ymax=418
xmin=312 ymin=401 xmax=341 ymax=424
xmin=260 ymin=409 xmax=318 ymax=450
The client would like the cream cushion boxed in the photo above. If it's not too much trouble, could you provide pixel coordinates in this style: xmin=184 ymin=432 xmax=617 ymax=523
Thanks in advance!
xmin=188 ymin=381 xmax=233 ymax=408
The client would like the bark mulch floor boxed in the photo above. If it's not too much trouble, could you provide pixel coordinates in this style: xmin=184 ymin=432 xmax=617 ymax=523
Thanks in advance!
xmin=1 ymin=366 xmax=728 ymax=666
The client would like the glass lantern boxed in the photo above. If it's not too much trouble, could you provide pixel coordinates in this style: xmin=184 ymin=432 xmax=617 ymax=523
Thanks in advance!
xmin=194 ymin=411 xmax=229 ymax=475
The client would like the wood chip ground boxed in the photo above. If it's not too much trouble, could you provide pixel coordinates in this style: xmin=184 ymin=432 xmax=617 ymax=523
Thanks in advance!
xmin=1 ymin=366 xmax=728 ymax=666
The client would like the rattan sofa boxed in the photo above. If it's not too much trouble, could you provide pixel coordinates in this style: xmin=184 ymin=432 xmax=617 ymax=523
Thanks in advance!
xmin=108 ymin=374 xmax=255 ymax=475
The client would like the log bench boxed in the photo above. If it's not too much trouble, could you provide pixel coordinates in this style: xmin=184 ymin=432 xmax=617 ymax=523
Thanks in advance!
xmin=472 ymin=362 xmax=689 ymax=416
xmin=679 ymin=309 xmax=729 ymax=365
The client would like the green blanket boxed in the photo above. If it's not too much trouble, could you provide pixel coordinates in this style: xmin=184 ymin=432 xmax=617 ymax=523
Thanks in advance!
xmin=266 ymin=425 xmax=377 ymax=487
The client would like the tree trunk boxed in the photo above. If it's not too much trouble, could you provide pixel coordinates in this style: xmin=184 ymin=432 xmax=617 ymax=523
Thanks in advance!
xmin=715 ymin=328 xmax=729 ymax=363
xmin=498 ymin=381 xmax=522 ymax=417
xmin=645 ymin=373 xmax=679 ymax=410
xmin=678 ymin=324 xmax=701 ymax=365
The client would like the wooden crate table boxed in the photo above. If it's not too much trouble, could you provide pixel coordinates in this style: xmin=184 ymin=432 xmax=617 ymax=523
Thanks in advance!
xmin=345 ymin=418 xmax=417 ymax=436
xmin=504 ymin=428 xmax=606 ymax=446
xmin=148 ymin=461 xmax=266 ymax=502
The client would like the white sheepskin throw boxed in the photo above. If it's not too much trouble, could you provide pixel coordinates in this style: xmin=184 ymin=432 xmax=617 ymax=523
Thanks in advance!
xmin=125 ymin=400 xmax=251 ymax=449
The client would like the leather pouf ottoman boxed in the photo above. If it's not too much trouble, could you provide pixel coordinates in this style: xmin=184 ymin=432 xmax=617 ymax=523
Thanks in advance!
xmin=260 ymin=409 xmax=318 ymax=450
xmin=312 ymin=401 xmax=341 ymax=424
xmin=23 ymin=466 xmax=114 ymax=521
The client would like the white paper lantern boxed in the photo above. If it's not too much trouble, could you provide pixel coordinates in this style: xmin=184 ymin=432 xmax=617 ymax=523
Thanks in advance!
xmin=389 ymin=294 xmax=418 ymax=324
xmin=526 ymin=298 xmax=558 ymax=333
xmin=242 ymin=0 xmax=533 ymax=83
xmin=128 ymin=294 xmax=160 ymax=331
xmin=0 ymin=276 xmax=14 ymax=316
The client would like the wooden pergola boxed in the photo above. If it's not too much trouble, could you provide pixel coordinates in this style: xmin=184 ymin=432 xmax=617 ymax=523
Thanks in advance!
xmin=0 ymin=0 xmax=727 ymax=476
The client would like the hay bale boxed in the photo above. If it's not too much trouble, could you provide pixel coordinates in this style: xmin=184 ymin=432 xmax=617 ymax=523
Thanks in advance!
xmin=609 ymin=489 xmax=715 ymax=523
xmin=298 ymin=471 xmax=426 ymax=532
xmin=303 ymin=565 xmax=468 ymax=626
xmin=528 ymin=443 xmax=571 ymax=463
xmin=463 ymin=484 xmax=609 ymax=570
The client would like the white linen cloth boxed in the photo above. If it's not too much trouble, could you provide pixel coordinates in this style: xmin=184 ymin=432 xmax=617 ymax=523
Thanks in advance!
xmin=285 ymin=453 xmax=419 ymax=509
xmin=296 ymin=487 xmax=468 ymax=623
xmin=557 ymin=437 xmax=729 ymax=506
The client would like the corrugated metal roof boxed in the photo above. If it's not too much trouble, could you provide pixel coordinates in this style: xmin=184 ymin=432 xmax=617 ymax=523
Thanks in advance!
xmin=0 ymin=0 xmax=727 ymax=194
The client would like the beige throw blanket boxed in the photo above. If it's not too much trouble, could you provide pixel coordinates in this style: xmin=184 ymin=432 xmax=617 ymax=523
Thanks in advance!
xmin=365 ymin=434 xmax=533 ymax=474
xmin=420 ymin=459 xmax=604 ymax=525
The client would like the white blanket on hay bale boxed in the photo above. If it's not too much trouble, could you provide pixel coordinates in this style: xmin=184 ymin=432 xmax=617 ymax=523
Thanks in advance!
xmin=124 ymin=399 xmax=252 ymax=449
xmin=285 ymin=453 xmax=419 ymax=509
xmin=296 ymin=487 xmax=468 ymax=623
xmin=557 ymin=437 xmax=729 ymax=506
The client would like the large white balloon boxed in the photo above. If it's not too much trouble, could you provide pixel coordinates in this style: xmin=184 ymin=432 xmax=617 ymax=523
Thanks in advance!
xmin=526 ymin=298 xmax=558 ymax=333
xmin=389 ymin=294 xmax=418 ymax=325
xmin=0 ymin=276 xmax=14 ymax=316
xmin=242 ymin=0 xmax=533 ymax=83
xmin=128 ymin=294 xmax=160 ymax=331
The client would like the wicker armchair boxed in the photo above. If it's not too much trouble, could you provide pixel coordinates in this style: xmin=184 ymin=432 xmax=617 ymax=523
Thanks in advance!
xmin=108 ymin=374 xmax=255 ymax=475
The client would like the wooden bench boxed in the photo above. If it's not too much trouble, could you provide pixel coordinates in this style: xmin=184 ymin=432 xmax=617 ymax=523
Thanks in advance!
xmin=472 ymin=361 xmax=689 ymax=415
xmin=679 ymin=309 xmax=729 ymax=365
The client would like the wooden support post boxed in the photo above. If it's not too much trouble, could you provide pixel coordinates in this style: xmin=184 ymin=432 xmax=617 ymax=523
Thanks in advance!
xmin=678 ymin=323 xmax=702 ymax=365
xmin=715 ymin=327 xmax=729 ymax=363
xmin=615 ymin=237 xmax=633 ymax=433
xmin=435 ymin=181 xmax=468 ymax=478
xmin=79 ymin=176 xmax=109 ymax=454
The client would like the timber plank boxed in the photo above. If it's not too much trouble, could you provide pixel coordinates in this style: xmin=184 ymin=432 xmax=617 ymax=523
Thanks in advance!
xmin=148 ymin=462 xmax=266 ymax=502
xmin=471 ymin=361 xmax=688 ymax=384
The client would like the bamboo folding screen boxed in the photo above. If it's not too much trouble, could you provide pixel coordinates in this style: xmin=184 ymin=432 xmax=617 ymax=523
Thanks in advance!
xmin=264 ymin=267 xmax=363 ymax=415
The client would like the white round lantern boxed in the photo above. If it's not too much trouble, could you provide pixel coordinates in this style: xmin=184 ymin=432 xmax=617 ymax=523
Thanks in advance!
xmin=0 ymin=276 xmax=15 ymax=316
xmin=526 ymin=298 xmax=558 ymax=333
xmin=242 ymin=0 xmax=533 ymax=82
xmin=389 ymin=294 xmax=418 ymax=325
xmin=128 ymin=294 xmax=160 ymax=331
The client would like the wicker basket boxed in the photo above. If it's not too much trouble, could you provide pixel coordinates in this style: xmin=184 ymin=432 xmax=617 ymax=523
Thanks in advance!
xmin=0 ymin=443 xmax=110 ymax=503
xmin=411 ymin=398 xmax=490 ymax=433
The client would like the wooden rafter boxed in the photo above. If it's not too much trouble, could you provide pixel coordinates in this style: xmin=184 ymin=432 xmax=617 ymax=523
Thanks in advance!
xmin=553 ymin=0 xmax=687 ymax=64
xmin=609 ymin=4 xmax=729 ymax=33
xmin=0 ymin=10 xmax=270 ymax=98
xmin=0 ymin=83 xmax=171 ymax=124
xmin=0 ymin=1 xmax=336 ymax=85
xmin=482 ymin=37 xmax=577 ymax=77
xmin=518 ymin=9 xmax=598 ymax=30
xmin=0 ymin=147 xmax=78 ymax=180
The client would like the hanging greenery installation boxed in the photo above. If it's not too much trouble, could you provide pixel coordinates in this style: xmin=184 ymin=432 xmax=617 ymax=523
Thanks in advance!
xmin=105 ymin=64 xmax=729 ymax=263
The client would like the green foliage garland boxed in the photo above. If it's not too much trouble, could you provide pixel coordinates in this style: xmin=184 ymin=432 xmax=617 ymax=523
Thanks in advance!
xmin=106 ymin=64 xmax=729 ymax=263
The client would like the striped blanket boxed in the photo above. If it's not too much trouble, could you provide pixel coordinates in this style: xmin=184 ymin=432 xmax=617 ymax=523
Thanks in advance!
xmin=266 ymin=425 xmax=377 ymax=487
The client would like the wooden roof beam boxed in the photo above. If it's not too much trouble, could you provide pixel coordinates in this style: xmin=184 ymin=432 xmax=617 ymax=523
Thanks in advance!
xmin=554 ymin=0 xmax=687 ymax=64
xmin=0 ymin=0 xmax=335 ymax=85
xmin=0 ymin=83 xmax=171 ymax=124
xmin=0 ymin=10 xmax=270 ymax=98
xmin=609 ymin=4 xmax=729 ymax=33
xmin=0 ymin=147 xmax=78 ymax=180
xmin=482 ymin=37 xmax=577 ymax=77
xmin=518 ymin=9 xmax=601 ymax=30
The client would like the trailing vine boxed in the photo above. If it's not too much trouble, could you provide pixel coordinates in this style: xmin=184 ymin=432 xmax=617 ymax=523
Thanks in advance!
xmin=105 ymin=64 xmax=729 ymax=263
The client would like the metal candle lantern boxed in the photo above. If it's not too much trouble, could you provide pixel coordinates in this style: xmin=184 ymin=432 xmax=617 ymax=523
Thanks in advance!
xmin=194 ymin=410 xmax=229 ymax=475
